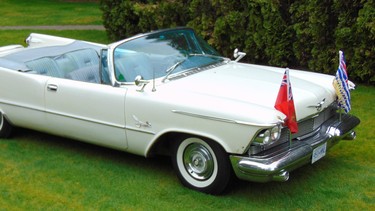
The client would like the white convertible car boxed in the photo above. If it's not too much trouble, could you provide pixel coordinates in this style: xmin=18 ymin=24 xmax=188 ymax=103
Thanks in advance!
xmin=0 ymin=28 xmax=360 ymax=194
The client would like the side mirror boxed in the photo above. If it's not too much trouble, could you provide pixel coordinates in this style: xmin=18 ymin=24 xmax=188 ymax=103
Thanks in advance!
xmin=233 ymin=48 xmax=246 ymax=62
xmin=234 ymin=48 xmax=239 ymax=58
xmin=134 ymin=75 xmax=149 ymax=92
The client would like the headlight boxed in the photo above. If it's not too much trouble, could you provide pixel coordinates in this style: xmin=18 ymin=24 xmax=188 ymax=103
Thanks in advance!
xmin=270 ymin=125 xmax=281 ymax=141
xmin=253 ymin=125 xmax=281 ymax=145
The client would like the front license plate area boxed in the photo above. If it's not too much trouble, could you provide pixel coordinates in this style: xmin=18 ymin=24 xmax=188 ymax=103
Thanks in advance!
xmin=312 ymin=142 xmax=327 ymax=164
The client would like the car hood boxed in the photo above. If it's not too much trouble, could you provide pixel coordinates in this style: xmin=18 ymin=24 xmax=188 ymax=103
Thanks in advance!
xmin=159 ymin=62 xmax=337 ymax=124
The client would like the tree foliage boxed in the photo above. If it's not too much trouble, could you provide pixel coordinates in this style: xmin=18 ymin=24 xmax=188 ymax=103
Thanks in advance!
xmin=100 ymin=0 xmax=374 ymax=84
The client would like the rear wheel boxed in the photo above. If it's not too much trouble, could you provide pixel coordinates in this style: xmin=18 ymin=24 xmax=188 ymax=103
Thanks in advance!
xmin=0 ymin=112 xmax=13 ymax=138
xmin=172 ymin=136 xmax=232 ymax=195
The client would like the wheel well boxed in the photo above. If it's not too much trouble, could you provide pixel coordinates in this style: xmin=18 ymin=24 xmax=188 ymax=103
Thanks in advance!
xmin=147 ymin=132 xmax=222 ymax=158
xmin=147 ymin=132 xmax=183 ymax=157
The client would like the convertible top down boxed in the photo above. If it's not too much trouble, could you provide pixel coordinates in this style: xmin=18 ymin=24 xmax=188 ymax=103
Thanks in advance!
xmin=0 ymin=28 xmax=360 ymax=194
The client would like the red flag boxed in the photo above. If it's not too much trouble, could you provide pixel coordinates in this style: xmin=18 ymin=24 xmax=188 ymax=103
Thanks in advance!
xmin=274 ymin=68 xmax=298 ymax=134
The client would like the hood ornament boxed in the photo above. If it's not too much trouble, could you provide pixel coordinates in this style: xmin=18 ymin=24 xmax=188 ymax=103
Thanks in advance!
xmin=308 ymin=98 xmax=326 ymax=111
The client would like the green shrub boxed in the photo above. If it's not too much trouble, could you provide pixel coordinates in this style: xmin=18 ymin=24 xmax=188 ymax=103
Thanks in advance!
xmin=351 ymin=0 xmax=375 ymax=83
xmin=100 ymin=0 xmax=188 ymax=40
xmin=100 ymin=0 xmax=374 ymax=85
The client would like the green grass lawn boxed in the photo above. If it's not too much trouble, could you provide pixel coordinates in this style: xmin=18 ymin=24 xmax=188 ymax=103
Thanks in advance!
xmin=0 ymin=0 xmax=107 ymax=45
xmin=0 ymin=86 xmax=374 ymax=210
xmin=0 ymin=0 xmax=374 ymax=210
xmin=0 ymin=0 xmax=102 ymax=26
xmin=0 ymin=30 xmax=110 ymax=46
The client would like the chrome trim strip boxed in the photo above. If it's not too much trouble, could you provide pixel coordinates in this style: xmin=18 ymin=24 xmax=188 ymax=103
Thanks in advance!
xmin=172 ymin=110 xmax=278 ymax=127
xmin=45 ymin=110 xmax=125 ymax=129
xmin=168 ymin=61 xmax=228 ymax=81
xmin=125 ymin=126 xmax=155 ymax=135
xmin=0 ymin=100 xmax=125 ymax=129
xmin=0 ymin=100 xmax=44 ymax=113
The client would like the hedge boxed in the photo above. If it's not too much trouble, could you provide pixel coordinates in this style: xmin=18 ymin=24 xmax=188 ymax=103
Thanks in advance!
xmin=100 ymin=0 xmax=374 ymax=84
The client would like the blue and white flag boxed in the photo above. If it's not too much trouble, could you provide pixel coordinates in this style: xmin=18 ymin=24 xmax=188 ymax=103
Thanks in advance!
xmin=333 ymin=51 xmax=351 ymax=113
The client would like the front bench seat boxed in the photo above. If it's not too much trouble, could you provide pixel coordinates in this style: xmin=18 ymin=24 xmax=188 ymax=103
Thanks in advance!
xmin=66 ymin=65 xmax=100 ymax=83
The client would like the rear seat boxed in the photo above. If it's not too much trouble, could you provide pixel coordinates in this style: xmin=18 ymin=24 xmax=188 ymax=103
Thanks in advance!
xmin=25 ymin=57 xmax=64 ymax=77
xmin=24 ymin=48 xmax=100 ymax=83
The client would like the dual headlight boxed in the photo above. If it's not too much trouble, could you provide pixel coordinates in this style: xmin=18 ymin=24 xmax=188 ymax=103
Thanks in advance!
xmin=253 ymin=125 xmax=282 ymax=145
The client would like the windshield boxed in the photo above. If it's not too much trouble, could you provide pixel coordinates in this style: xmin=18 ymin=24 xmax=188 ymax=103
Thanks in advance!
xmin=113 ymin=28 xmax=224 ymax=82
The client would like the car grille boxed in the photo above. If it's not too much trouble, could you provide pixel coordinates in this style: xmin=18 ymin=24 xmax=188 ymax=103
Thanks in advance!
xmin=248 ymin=102 xmax=338 ymax=155
xmin=291 ymin=103 xmax=337 ymax=139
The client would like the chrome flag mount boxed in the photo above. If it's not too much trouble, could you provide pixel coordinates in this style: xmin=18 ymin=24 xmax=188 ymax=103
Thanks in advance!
xmin=274 ymin=68 xmax=298 ymax=134
xmin=333 ymin=51 xmax=351 ymax=113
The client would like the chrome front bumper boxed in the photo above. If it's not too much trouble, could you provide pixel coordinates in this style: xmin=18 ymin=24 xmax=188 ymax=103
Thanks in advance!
xmin=230 ymin=114 xmax=360 ymax=183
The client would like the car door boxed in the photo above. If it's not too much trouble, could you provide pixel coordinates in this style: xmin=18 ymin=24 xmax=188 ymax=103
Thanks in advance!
xmin=44 ymin=78 xmax=128 ymax=150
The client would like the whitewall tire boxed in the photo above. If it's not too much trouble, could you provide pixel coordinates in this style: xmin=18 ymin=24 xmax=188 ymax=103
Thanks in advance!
xmin=172 ymin=136 xmax=232 ymax=195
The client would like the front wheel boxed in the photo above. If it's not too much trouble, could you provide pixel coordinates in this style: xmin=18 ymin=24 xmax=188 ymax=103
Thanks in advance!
xmin=172 ymin=136 xmax=232 ymax=195
xmin=0 ymin=112 xmax=13 ymax=138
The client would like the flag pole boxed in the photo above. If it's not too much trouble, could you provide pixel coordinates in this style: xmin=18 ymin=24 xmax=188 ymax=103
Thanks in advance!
xmin=274 ymin=67 xmax=298 ymax=149
xmin=286 ymin=68 xmax=292 ymax=149
xmin=338 ymin=52 xmax=342 ymax=122
xmin=286 ymin=67 xmax=292 ymax=149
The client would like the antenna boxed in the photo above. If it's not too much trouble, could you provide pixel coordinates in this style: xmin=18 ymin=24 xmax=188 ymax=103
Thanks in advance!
xmin=152 ymin=69 xmax=156 ymax=92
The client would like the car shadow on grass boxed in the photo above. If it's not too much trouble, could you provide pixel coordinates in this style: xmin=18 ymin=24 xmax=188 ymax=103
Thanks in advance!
xmin=6 ymin=127 xmax=177 ymax=181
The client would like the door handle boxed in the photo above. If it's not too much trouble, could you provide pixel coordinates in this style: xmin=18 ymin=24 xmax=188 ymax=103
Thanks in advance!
xmin=47 ymin=84 xmax=58 ymax=92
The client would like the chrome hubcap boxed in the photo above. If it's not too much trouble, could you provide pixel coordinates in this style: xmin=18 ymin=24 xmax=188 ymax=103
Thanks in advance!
xmin=183 ymin=143 xmax=214 ymax=181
